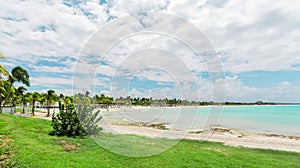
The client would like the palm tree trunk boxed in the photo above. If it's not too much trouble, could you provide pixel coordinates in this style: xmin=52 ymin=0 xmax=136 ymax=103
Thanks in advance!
xmin=32 ymin=100 xmax=35 ymax=116
xmin=47 ymin=101 xmax=50 ymax=117
xmin=22 ymin=98 xmax=26 ymax=114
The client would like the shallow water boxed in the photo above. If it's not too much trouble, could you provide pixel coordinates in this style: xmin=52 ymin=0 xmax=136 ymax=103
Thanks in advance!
xmin=102 ymin=105 xmax=300 ymax=136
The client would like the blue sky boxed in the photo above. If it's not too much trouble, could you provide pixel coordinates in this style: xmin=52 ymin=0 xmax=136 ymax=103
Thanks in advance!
xmin=0 ymin=0 xmax=300 ymax=102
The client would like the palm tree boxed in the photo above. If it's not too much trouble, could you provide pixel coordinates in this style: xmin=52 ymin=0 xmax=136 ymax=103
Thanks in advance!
xmin=46 ymin=90 xmax=56 ymax=117
xmin=31 ymin=92 xmax=41 ymax=116
xmin=0 ymin=81 xmax=13 ymax=112
xmin=9 ymin=87 xmax=17 ymax=106
xmin=0 ymin=65 xmax=9 ymax=79
xmin=0 ymin=80 xmax=9 ymax=100
xmin=15 ymin=86 xmax=27 ymax=105
xmin=64 ymin=96 xmax=72 ymax=106
xmin=3 ymin=66 xmax=30 ymax=107
xmin=0 ymin=54 xmax=9 ymax=113
xmin=39 ymin=93 xmax=47 ymax=108
xmin=99 ymin=94 xmax=113 ymax=111
xmin=22 ymin=92 xmax=32 ymax=114
xmin=59 ymin=93 xmax=64 ymax=100
xmin=0 ymin=52 xmax=9 ymax=78
xmin=16 ymin=86 xmax=27 ymax=97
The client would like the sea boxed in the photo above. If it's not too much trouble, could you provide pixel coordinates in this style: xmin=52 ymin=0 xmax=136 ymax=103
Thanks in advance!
xmin=102 ymin=105 xmax=300 ymax=136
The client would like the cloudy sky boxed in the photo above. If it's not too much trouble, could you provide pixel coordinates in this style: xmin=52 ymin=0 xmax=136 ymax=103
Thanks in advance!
xmin=0 ymin=0 xmax=300 ymax=102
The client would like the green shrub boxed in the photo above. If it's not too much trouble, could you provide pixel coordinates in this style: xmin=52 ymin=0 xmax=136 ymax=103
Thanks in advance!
xmin=51 ymin=102 xmax=102 ymax=137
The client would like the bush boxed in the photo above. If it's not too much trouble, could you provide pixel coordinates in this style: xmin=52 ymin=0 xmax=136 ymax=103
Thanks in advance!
xmin=51 ymin=102 xmax=102 ymax=137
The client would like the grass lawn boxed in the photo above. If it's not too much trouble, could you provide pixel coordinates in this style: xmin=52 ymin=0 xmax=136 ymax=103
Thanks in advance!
xmin=16 ymin=107 xmax=41 ymax=113
xmin=0 ymin=113 xmax=300 ymax=167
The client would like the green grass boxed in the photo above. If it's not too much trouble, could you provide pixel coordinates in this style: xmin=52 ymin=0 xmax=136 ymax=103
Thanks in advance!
xmin=16 ymin=107 xmax=41 ymax=113
xmin=0 ymin=113 xmax=300 ymax=167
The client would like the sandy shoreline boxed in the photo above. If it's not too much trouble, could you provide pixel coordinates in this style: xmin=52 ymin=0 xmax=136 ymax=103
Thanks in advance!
xmin=99 ymin=121 xmax=300 ymax=153
xmin=26 ymin=111 xmax=300 ymax=153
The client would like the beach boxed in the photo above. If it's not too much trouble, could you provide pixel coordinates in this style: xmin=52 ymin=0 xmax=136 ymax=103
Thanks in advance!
xmin=30 ymin=109 xmax=300 ymax=153
xmin=99 ymin=121 xmax=300 ymax=153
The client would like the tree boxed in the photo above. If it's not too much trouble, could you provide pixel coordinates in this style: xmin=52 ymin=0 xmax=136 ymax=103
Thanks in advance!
xmin=85 ymin=91 xmax=90 ymax=97
xmin=31 ymin=92 xmax=41 ymax=116
xmin=46 ymin=90 xmax=57 ymax=117
xmin=0 ymin=81 xmax=14 ymax=112
xmin=9 ymin=87 xmax=17 ymax=106
xmin=102 ymin=96 xmax=113 ymax=111
xmin=0 ymin=65 xmax=9 ymax=79
xmin=0 ymin=81 xmax=6 ymax=99
xmin=73 ymin=93 xmax=91 ymax=105
xmin=39 ymin=93 xmax=47 ymax=107
xmin=3 ymin=66 xmax=30 ymax=107
xmin=59 ymin=93 xmax=64 ymax=100
xmin=15 ymin=86 xmax=27 ymax=105
xmin=51 ymin=103 xmax=102 ymax=137
xmin=64 ymin=96 xmax=72 ymax=106
xmin=0 ymin=54 xmax=9 ymax=113
xmin=21 ymin=92 xmax=31 ymax=113
xmin=95 ymin=94 xmax=113 ymax=111
xmin=0 ymin=53 xmax=9 ymax=78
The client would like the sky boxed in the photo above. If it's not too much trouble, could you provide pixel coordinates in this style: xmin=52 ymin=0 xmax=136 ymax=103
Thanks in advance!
xmin=0 ymin=0 xmax=300 ymax=102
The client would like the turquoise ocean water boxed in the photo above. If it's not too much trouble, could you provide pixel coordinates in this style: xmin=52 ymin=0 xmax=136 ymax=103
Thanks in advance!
xmin=103 ymin=105 xmax=300 ymax=136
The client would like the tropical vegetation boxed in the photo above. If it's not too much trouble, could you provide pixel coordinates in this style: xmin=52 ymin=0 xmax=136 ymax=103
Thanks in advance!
xmin=51 ymin=102 xmax=102 ymax=137
xmin=0 ymin=57 xmax=30 ymax=113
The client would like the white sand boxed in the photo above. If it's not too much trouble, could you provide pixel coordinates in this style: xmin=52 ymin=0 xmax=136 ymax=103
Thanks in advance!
xmin=99 ymin=122 xmax=300 ymax=153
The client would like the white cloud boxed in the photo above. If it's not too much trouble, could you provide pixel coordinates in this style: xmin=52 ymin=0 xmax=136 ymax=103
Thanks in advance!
xmin=2 ymin=0 xmax=300 ymax=72
xmin=162 ymin=0 xmax=300 ymax=73
xmin=0 ymin=0 xmax=107 ymax=60
xmin=105 ymin=0 xmax=169 ymax=16
xmin=1 ymin=0 xmax=300 ymax=102
xmin=38 ymin=88 xmax=74 ymax=96
xmin=30 ymin=76 xmax=72 ymax=86
xmin=220 ymin=76 xmax=300 ymax=103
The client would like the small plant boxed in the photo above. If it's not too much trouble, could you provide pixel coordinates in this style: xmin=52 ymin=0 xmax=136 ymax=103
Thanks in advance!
xmin=51 ymin=101 xmax=102 ymax=137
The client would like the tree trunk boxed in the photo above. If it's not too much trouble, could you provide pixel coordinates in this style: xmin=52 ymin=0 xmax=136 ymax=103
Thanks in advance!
xmin=32 ymin=100 xmax=35 ymax=116
xmin=22 ymin=100 xmax=26 ymax=114
xmin=47 ymin=101 xmax=50 ymax=117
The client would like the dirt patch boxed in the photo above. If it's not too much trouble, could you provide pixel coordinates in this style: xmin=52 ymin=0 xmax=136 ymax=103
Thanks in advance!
xmin=62 ymin=144 xmax=77 ymax=152
xmin=0 ymin=135 xmax=14 ymax=147
xmin=106 ymin=121 xmax=169 ymax=130
xmin=56 ymin=139 xmax=80 ymax=152
xmin=0 ymin=135 xmax=17 ymax=167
